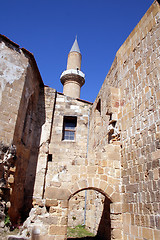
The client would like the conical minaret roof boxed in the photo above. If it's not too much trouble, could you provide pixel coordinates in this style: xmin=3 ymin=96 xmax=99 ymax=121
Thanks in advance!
xmin=70 ymin=36 xmax=81 ymax=53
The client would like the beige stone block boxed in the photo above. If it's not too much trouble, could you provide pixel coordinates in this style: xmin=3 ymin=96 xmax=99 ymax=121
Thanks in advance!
xmin=98 ymin=167 xmax=104 ymax=174
xmin=79 ymin=179 xmax=87 ymax=189
xmin=110 ymin=203 xmax=122 ymax=214
xmin=49 ymin=225 xmax=67 ymax=235
xmin=46 ymin=199 xmax=58 ymax=207
xmin=142 ymin=227 xmax=153 ymax=240
xmin=111 ymin=220 xmax=122 ymax=229
xmin=80 ymin=174 xmax=87 ymax=179
xmin=60 ymin=217 xmax=68 ymax=225
xmin=41 ymin=216 xmax=59 ymax=225
xmin=44 ymin=187 xmax=71 ymax=200
xmin=101 ymin=160 xmax=107 ymax=167
xmin=154 ymin=229 xmax=160 ymax=240
xmin=93 ymin=178 xmax=100 ymax=189
xmin=87 ymin=166 xmax=97 ymax=174
xmin=100 ymin=175 xmax=107 ymax=181
xmin=123 ymin=223 xmax=130 ymax=234
xmin=72 ymin=175 xmax=78 ymax=182
xmin=152 ymin=149 xmax=160 ymax=160
xmin=130 ymin=225 xmax=139 ymax=237
xmin=55 ymin=235 xmax=67 ymax=240
xmin=70 ymin=182 xmax=79 ymax=195
xmin=105 ymin=185 xmax=114 ymax=197
xmin=153 ymin=168 xmax=159 ymax=180
xmin=87 ymin=178 xmax=93 ymax=188
xmin=111 ymin=192 xmax=122 ymax=202
xmin=107 ymin=176 xmax=120 ymax=186
xmin=113 ymin=160 xmax=120 ymax=169
xmin=111 ymin=229 xmax=122 ymax=239
xmin=60 ymin=200 xmax=68 ymax=208
xmin=99 ymin=180 xmax=107 ymax=192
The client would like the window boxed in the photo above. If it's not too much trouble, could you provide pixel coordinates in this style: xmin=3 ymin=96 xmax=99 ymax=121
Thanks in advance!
xmin=48 ymin=154 xmax=52 ymax=162
xmin=62 ymin=116 xmax=77 ymax=141
xmin=96 ymin=99 xmax=101 ymax=114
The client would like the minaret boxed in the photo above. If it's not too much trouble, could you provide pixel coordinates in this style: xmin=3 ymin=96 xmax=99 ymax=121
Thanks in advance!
xmin=60 ymin=37 xmax=85 ymax=98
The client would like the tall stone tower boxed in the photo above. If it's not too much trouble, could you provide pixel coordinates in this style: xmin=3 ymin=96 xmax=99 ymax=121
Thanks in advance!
xmin=60 ymin=37 xmax=85 ymax=98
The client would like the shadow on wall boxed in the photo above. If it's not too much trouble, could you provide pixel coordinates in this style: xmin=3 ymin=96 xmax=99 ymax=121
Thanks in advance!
xmin=9 ymin=83 xmax=45 ymax=224
xmin=96 ymin=197 xmax=111 ymax=240
xmin=22 ymin=86 xmax=46 ymax=221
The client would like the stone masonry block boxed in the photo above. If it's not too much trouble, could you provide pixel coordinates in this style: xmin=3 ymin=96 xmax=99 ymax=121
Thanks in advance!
xmin=49 ymin=225 xmax=67 ymax=235
xmin=110 ymin=203 xmax=122 ymax=214
xmin=154 ymin=229 xmax=160 ymax=240
xmin=70 ymin=182 xmax=79 ymax=195
xmin=111 ymin=229 xmax=122 ymax=239
xmin=142 ymin=227 xmax=153 ymax=240
xmin=45 ymin=199 xmax=58 ymax=207
xmin=105 ymin=185 xmax=114 ymax=197
xmin=44 ymin=187 xmax=71 ymax=200
xmin=110 ymin=192 xmax=122 ymax=203
xmin=79 ymin=179 xmax=88 ymax=189
xmin=41 ymin=216 xmax=59 ymax=225
xmin=99 ymin=180 xmax=107 ymax=192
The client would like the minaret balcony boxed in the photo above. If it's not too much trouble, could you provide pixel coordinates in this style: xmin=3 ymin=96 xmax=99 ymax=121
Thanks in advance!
xmin=60 ymin=69 xmax=85 ymax=87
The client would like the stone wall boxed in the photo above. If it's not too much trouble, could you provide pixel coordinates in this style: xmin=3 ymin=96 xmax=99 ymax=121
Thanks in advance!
xmin=9 ymin=58 xmax=44 ymax=224
xmin=0 ymin=35 xmax=29 ymax=226
xmin=89 ymin=1 xmax=160 ymax=239
xmin=118 ymin=2 xmax=160 ymax=239
xmin=0 ymin=35 xmax=44 ymax=225
xmin=46 ymin=93 xmax=91 ymax=190
xmin=33 ymin=86 xmax=56 ymax=201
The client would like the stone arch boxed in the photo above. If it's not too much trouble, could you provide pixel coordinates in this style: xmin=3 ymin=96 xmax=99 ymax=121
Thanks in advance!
xmin=68 ymin=177 xmax=115 ymax=202
xmin=67 ymin=178 xmax=122 ymax=240
xmin=67 ymin=182 xmax=112 ymax=240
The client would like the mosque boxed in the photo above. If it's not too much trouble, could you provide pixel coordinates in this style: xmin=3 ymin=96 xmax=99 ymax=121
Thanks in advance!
xmin=0 ymin=1 xmax=160 ymax=239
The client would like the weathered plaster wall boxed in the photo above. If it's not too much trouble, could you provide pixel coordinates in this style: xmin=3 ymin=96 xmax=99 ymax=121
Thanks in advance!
xmin=0 ymin=36 xmax=28 ymax=145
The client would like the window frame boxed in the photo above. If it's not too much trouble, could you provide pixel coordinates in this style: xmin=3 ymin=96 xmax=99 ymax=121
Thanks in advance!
xmin=62 ymin=116 xmax=77 ymax=141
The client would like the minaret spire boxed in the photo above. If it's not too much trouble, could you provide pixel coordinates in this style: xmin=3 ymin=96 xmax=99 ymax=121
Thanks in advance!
xmin=70 ymin=36 xmax=80 ymax=53
xmin=60 ymin=37 xmax=85 ymax=99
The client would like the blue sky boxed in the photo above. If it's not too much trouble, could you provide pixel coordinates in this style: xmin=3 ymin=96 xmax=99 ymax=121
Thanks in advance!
xmin=1 ymin=0 xmax=153 ymax=102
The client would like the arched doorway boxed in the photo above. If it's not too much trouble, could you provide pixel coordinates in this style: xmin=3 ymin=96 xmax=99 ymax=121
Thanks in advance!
xmin=67 ymin=188 xmax=112 ymax=240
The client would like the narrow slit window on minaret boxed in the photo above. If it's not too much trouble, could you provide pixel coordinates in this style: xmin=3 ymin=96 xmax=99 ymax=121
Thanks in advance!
xmin=62 ymin=116 xmax=77 ymax=141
